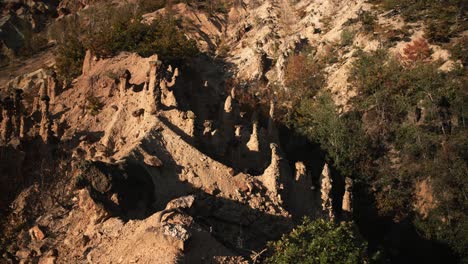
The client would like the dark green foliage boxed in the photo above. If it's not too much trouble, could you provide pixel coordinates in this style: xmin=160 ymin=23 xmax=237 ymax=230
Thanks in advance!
xmin=340 ymin=29 xmax=356 ymax=47
xmin=291 ymin=48 xmax=467 ymax=260
xmin=351 ymin=51 xmax=467 ymax=258
xmin=449 ymin=36 xmax=468 ymax=67
xmin=292 ymin=92 xmax=369 ymax=177
xmin=370 ymin=0 xmax=466 ymax=42
xmin=54 ymin=2 xmax=199 ymax=80
xmin=82 ymin=3 xmax=199 ymax=61
xmin=55 ymin=33 xmax=86 ymax=81
xmin=265 ymin=218 xmax=370 ymax=264
xmin=285 ymin=43 xmax=466 ymax=258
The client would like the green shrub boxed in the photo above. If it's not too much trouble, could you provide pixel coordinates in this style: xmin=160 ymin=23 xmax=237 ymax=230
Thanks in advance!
xmin=86 ymin=96 xmax=104 ymax=116
xmin=55 ymin=33 xmax=85 ymax=81
xmin=340 ymin=29 xmax=356 ymax=47
xmin=266 ymin=218 xmax=370 ymax=264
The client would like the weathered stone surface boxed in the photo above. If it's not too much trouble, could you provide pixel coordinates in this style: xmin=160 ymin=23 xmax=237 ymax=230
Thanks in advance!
xmin=78 ymin=189 xmax=109 ymax=225
xmin=29 ymin=225 xmax=45 ymax=241
xmin=165 ymin=195 xmax=195 ymax=210
xmin=162 ymin=223 xmax=191 ymax=241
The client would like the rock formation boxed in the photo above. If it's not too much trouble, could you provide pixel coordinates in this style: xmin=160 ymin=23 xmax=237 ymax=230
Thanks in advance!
xmin=246 ymin=121 xmax=260 ymax=152
xmin=47 ymin=71 xmax=60 ymax=103
xmin=0 ymin=97 xmax=13 ymax=143
xmin=39 ymin=95 xmax=52 ymax=143
xmin=146 ymin=60 xmax=162 ymax=114
xmin=221 ymin=95 xmax=236 ymax=143
xmin=342 ymin=177 xmax=353 ymax=217
xmin=82 ymin=50 xmax=94 ymax=75
xmin=12 ymin=89 xmax=24 ymax=138
xmin=119 ymin=69 xmax=131 ymax=97
xmin=294 ymin=162 xmax=310 ymax=185
xmin=267 ymin=100 xmax=279 ymax=143
xmin=261 ymin=143 xmax=283 ymax=194
xmin=160 ymin=67 xmax=179 ymax=108
xmin=320 ymin=163 xmax=334 ymax=220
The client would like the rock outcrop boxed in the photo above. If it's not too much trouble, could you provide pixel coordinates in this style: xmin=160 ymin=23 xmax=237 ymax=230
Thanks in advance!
xmin=342 ymin=177 xmax=353 ymax=216
xmin=320 ymin=163 xmax=334 ymax=220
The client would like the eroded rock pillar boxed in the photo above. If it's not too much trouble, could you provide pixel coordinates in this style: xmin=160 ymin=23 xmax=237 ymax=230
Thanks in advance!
xmin=320 ymin=163 xmax=334 ymax=220
xmin=39 ymin=96 xmax=52 ymax=143
xmin=342 ymin=177 xmax=353 ymax=218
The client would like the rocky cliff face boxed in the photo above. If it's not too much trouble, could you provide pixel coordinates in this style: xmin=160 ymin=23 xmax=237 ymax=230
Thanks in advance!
xmin=0 ymin=0 xmax=460 ymax=263
xmin=0 ymin=46 xmax=357 ymax=262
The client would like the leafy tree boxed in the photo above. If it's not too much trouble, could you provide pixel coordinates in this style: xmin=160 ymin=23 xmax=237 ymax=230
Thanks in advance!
xmin=266 ymin=218 xmax=370 ymax=264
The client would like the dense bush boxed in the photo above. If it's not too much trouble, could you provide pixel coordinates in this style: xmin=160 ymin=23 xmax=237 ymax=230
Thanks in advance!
xmin=266 ymin=218 xmax=370 ymax=264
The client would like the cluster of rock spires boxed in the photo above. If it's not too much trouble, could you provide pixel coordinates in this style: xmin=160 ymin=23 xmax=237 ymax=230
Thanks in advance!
xmin=1 ymin=50 xmax=354 ymax=263
xmin=0 ymin=69 xmax=62 ymax=145
xmin=78 ymin=49 xmax=354 ymax=221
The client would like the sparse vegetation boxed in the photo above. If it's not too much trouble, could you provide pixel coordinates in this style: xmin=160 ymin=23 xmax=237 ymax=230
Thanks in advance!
xmin=370 ymin=0 xmax=466 ymax=43
xmin=399 ymin=37 xmax=432 ymax=64
xmin=284 ymin=53 xmax=324 ymax=99
xmin=86 ymin=96 xmax=104 ymax=116
xmin=358 ymin=10 xmax=378 ymax=33
xmin=340 ymin=28 xmax=356 ymax=47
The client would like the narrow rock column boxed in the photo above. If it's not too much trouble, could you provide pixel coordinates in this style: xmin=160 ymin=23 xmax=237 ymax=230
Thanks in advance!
xmin=39 ymin=96 xmax=52 ymax=143
xmin=235 ymin=125 xmax=242 ymax=138
xmin=0 ymin=98 xmax=13 ymax=143
xmin=230 ymin=87 xmax=236 ymax=100
xmin=221 ymin=95 xmax=235 ymax=142
xmin=320 ymin=163 xmax=334 ymax=220
xmin=82 ymin=50 xmax=93 ymax=75
xmin=246 ymin=121 xmax=260 ymax=152
xmin=47 ymin=71 xmax=60 ymax=103
xmin=12 ymin=89 xmax=24 ymax=138
xmin=295 ymin=162 xmax=310 ymax=185
xmin=160 ymin=67 xmax=179 ymax=108
xmin=267 ymin=100 xmax=279 ymax=143
xmin=342 ymin=177 xmax=353 ymax=217
xmin=39 ymin=82 xmax=47 ymax=98
xmin=261 ymin=143 xmax=282 ymax=194
xmin=147 ymin=61 xmax=162 ymax=114
xmin=203 ymin=120 xmax=213 ymax=137
xmin=119 ymin=70 xmax=131 ymax=97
